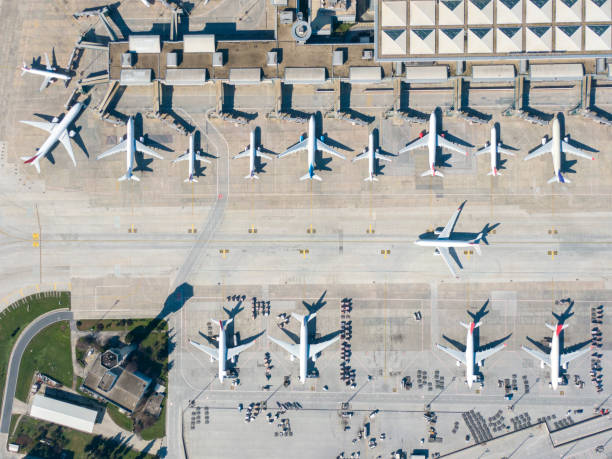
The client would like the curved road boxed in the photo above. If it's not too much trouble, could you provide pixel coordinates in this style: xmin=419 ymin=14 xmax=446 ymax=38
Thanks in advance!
xmin=0 ymin=309 xmax=73 ymax=433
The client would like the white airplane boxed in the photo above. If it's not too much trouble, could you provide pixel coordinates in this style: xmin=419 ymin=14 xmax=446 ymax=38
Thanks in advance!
xmin=21 ymin=53 xmax=70 ymax=92
xmin=522 ymin=316 xmax=591 ymax=390
xmin=415 ymin=201 xmax=484 ymax=278
xmin=97 ymin=116 xmax=163 ymax=181
xmin=278 ymin=115 xmax=346 ymax=181
xmin=233 ymin=129 xmax=273 ymax=179
xmin=398 ymin=111 xmax=469 ymax=177
xmin=139 ymin=0 xmax=152 ymax=6
xmin=437 ymin=316 xmax=506 ymax=388
xmin=475 ymin=125 xmax=515 ymax=176
xmin=172 ymin=134 xmax=210 ymax=183
xmin=268 ymin=312 xmax=339 ymax=383
xmin=189 ymin=318 xmax=258 ymax=383
xmin=20 ymin=102 xmax=84 ymax=173
xmin=524 ymin=116 xmax=594 ymax=184
xmin=352 ymin=131 xmax=391 ymax=181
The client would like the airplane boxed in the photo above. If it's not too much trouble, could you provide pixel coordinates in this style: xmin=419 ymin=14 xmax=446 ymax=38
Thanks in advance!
xmin=189 ymin=318 xmax=259 ymax=383
xmin=415 ymin=201 xmax=484 ymax=278
xmin=20 ymin=102 xmax=84 ymax=173
xmin=97 ymin=116 xmax=163 ymax=181
xmin=139 ymin=0 xmax=152 ymax=6
xmin=278 ymin=115 xmax=346 ymax=181
xmin=21 ymin=53 xmax=71 ymax=92
xmin=524 ymin=116 xmax=594 ymax=184
xmin=522 ymin=309 xmax=591 ymax=390
xmin=172 ymin=134 xmax=210 ymax=183
xmin=475 ymin=125 xmax=515 ymax=176
xmin=398 ymin=110 xmax=469 ymax=177
xmin=352 ymin=131 xmax=391 ymax=181
xmin=233 ymin=129 xmax=273 ymax=179
xmin=268 ymin=312 xmax=339 ymax=383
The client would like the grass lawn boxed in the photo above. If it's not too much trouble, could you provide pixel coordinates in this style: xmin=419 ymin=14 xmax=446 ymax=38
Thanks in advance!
xmin=76 ymin=318 xmax=153 ymax=332
xmin=107 ymin=403 xmax=134 ymax=432
xmin=15 ymin=321 xmax=73 ymax=402
xmin=140 ymin=402 xmax=166 ymax=440
xmin=9 ymin=415 xmax=157 ymax=458
xmin=0 ymin=292 xmax=69 ymax=411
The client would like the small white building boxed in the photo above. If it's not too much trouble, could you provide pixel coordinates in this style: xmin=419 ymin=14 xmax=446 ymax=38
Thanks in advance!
xmin=30 ymin=394 xmax=97 ymax=433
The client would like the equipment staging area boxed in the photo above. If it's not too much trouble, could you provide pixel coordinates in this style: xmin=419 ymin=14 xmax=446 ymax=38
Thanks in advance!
xmin=0 ymin=0 xmax=611 ymax=458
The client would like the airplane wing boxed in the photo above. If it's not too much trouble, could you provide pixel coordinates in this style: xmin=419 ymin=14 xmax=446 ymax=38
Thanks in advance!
xmin=522 ymin=345 xmax=550 ymax=367
xmin=436 ymin=343 xmax=466 ymax=365
xmin=227 ymin=340 xmax=257 ymax=360
xmin=309 ymin=335 xmax=340 ymax=357
xmin=97 ymin=140 xmax=127 ymax=159
xmin=438 ymin=203 xmax=464 ymax=238
xmin=475 ymin=343 xmax=505 ymax=363
xmin=39 ymin=77 xmax=52 ymax=92
xmin=437 ymin=247 xmax=458 ymax=278
xmin=172 ymin=152 xmax=189 ymax=163
xmin=195 ymin=154 xmax=212 ymax=164
xmin=375 ymin=152 xmax=392 ymax=162
xmin=474 ymin=145 xmax=490 ymax=156
xmin=135 ymin=140 xmax=164 ymax=159
xmin=317 ymin=139 xmax=346 ymax=160
xmin=398 ymin=134 xmax=429 ymax=154
xmin=524 ymin=141 xmax=553 ymax=160
xmin=58 ymin=130 xmax=76 ymax=166
xmin=279 ymin=139 xmax=308 ymax=158
xmin=561 ymin=141 xmax=594 ymax=160
xmin=20 ymin=120 xmax=54 ymax=133
xmin=497 ymin=146 xmax=516 ymax=156
xmin=233 ymin=148 xmax=249 ymax=160
xmin=268 ymin=335 xmax=299 ymax=358
xmin=437 ymin=135 xmax=468 ymax=155
xmin=352 ymin=151 xmax=368 ymax=162
xmin=189 ymin=339 xmax=218 ymax=361
xmin=560 ymin=346 xmax=591 ymax=367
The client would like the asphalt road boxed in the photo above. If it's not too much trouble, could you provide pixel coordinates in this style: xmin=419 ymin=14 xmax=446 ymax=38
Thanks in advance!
xmin=0 ymin=309 xmax=73 ymax=433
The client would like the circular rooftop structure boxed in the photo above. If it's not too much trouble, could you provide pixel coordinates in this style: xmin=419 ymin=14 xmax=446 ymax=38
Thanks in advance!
xmin=291 ymin=20 xmax=312 ymax=43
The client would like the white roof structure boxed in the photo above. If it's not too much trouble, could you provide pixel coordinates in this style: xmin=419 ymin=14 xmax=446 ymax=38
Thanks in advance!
xmin=555 ymin=26 xmax=582 ymax=51
xmin=284 ymin=67 xmax=327 ymax=84
xmin=381 ymin=29 xmax=407 ymax=55
xmin=496 ymin=27 xmax=522 ymax=52
xmin=585 ymin=0 xmax=611 ymax=21
xmin=381 ymin=1 xmax=407 ymax=27
xmin=585 ymin=25 xmax=611 ymax=50
xmin=410 ymin=29 xmax=436 ymax=54
xmin=183 ymin=35 xmax=215 ymax=53
xmin=120 ymin=69 xmax=152 ymax=86
xmin=128 ymin=35 xmax=160 ymax=54
xmin=497 ymin=0 xmax=522 ymax=23
xmin=526 ymin=0 xmax=553 ymax=23
xmin=405 ymin=65 xmax=449 ymax=82
xmin=530 ymin=63 xmax=584 ymax=81
xmin=525 ymin=26 xmax=552 ymax=51
xmin=439 ymin=0 xmax=464 ymax=25
xmin=30 ymin=394 xmax=97 ymax=433
xmin=556 ymin=0 xmax=581 ymax=22
xmin=164 ymin=69 xmax=208 ymax=85
xmin=410 ymin=1 xmax=436 ymax=25
xmin=468 ymin=28 xmax=493 ymax=53
xmin=472 ymin=64 xmax=516 ymax=81
xmin=229 ymin=68 xmax=261 ymax=84
xmin=468 ymin=0 xmax=494 ymax=24
xmin=349 ymin=66 xmax=383 ymax=83
xmin=439 ymin=29 xmax=465 ymax=53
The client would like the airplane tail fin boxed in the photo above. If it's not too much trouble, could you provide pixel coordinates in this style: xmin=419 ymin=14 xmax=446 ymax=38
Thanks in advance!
xmin=185 ymin=176 xmax=198 ymax=183
xmin=459 ymin=321 xmax=469 ymax=329
xmin=460 ymin=321 xmax=481 ymax=330
xmin=21 ymin=63 xmax=27 ymax=76
xmin=291 ymin=312 xmax=305 ymax=322
xmin=364 ymin=175 xmax=378 ymax=182
xmin=548 ymin=172 xmax=570 ymax=184
xmin=300 ymin=173 xmax=322 ymax=181
xmin=245 ymin=173 xmax=259 ymax=180
xmin=421 ymin=169 xmax=444 ymax=177
xmin=487 ymin=168 xmax=500 ymax=176
xmin=211 ymin=318 xmax=233 ymax=328
xmin=307 ymin=312 xmax=317 ymax=322
xmin=21 ymin=156 xmax=41 ymax=173
xmin=545 ymin=323 xmax=558 ymax=331
xmin=118 ymin=173 xmax=139 ymax=182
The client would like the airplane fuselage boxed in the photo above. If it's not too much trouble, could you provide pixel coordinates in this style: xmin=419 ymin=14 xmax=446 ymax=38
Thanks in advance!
xmin=249 ymin=130 xmax=257 ymax=177
xmin=465 ymin=325 xmax=476 ymax=388
xmin=26 ymin=102 xmax=83 ymax=164
xmin=125 ymin=117 xmax=136 ymax=177
xmin=22 ymin=66 xmax=70 ymax=81
xmin=187 ymin=134 xmax=196 ymax=180
xmin=427 ymin=112 xmax=438 ymax=172
xmin=489 ymin=126 xmax=498 ymax=174
xmin=218 ymin=321 xmax=228 ymax=382
xmin=299 ymin=318 xmax=309 ymax=383
xmin=551 ymin=118 xmax=562 ymax=178
xmin=307 ymin=116 xmax=316 ymax=175
xmin=415 ymin=239 xmax=477 ymax=249
xmin=368 ymin=133 xmax=375 ymax=179
xmin=550 ymin=326 xmax=561 ymax=390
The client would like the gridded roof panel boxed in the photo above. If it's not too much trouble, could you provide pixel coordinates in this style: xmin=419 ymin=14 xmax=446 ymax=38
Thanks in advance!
xmin=585 ymin=24 xmax=611 ymax=50
xmin=439 ymin=0 xmax=465 ymax=25
xmin=468 ymin=27 xmax=494 ymax=52
xmin=585 ymin=0 xmax=611 ymax=21
xmin=526 ymin=0 xmax=552 ymax=23
xmin=410 ymin=28 xmax=436 ymax=53
xmin=496 ymin=27 xmax=522 ymax=51
xmin=556 ymin=0 xmax=581 ymax=22
xmin=381 ymin=1 xmax=407 ymax=27
xmin=555 ymin=25 xmax=582 ymax=50
xmin=410 ymin=1 xmax=436 ymax=25
xmin=526 ymin=26 xmax=552 ymax=50
xmin=439 ymin=28 xmax=465 ymax=52
xmin=468 ymin=0 xmax=494 ymax=23
xmin=497 ymin=0 xmax=522 ymax=24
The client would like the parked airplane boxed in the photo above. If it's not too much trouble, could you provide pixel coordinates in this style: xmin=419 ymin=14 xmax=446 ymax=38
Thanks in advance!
xmin=415 ymin=201 xmax=484 ymax=278
xmin=233 ymin=129 xmax=273 ymax=179
xmin=97 ymin=116 xmax=163 ymax=181
xmin=398 ymin=110 xmax=468 ymax=177
xmin=139 ymin=0 xmax=152 ymax=6
xmin=437 ymin=307 xmax=506 ymax=388
xmin=190 ymin=318 xmax=259 ymax=383
xmin=172 ymin=134 xmax=210 ymax=182
xmin=522 ymin=309 xmax=591 ymax=390
xmin=352 ymin=131 xmax=391 ymax=181
xmin=475 ymin=125 xmax=515 ymax=176
xmin=21 ymin=53 xmax=70 ymax=91
xmin=278 ymin=115 xmax=345 ymax=181
xmin=268 ymin=312 xmax=339 ymax=383
xmin=524 ymin=116 xmax=594 ymax=184
xmin=20 ymin=102 xmax=84 ymax=173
